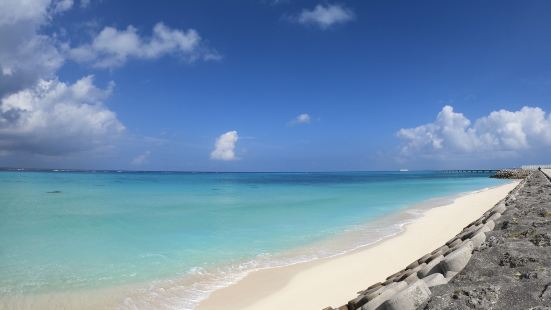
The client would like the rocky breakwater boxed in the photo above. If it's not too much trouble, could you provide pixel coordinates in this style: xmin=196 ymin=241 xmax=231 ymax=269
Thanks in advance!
xmin=323 ymin=174 xmax=531 ymax=310
xmin=423 ymin=169 xmax=551 ymax=309
xmin=491 ymin=169 xmax=532 ymax=179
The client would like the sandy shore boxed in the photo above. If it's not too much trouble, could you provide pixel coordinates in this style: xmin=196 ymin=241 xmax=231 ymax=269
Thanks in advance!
xmin=198 ymin=181 xmax=519 ymax=310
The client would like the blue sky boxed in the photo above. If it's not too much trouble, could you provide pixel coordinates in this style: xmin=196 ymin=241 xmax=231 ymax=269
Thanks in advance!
xmin=1 ymin=0 xmax=551 ymax=171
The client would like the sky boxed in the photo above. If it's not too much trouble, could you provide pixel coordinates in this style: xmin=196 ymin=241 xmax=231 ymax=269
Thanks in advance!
xmin=1 ymin=0 xmax=551 ymax=171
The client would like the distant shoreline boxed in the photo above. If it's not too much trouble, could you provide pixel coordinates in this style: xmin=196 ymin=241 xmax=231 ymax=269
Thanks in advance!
xmin=0 ymin=168 xmax=501 ymax=174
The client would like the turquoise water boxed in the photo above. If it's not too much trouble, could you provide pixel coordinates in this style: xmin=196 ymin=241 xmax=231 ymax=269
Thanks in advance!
xmin=0 ymin=171 xmax=508 ymax=308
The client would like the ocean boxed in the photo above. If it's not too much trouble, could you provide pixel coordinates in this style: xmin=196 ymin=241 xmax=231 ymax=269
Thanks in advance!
xmin=0 ymin=171 xmax=509 ymax=309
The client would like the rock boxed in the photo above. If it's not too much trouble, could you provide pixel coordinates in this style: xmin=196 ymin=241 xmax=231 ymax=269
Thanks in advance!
xmin=345 ymin=171 xmax=551 ymax=310
xmin=541 ymin=283 xmax=551 ymax=300
xmin=405 ymin=260 xmax=419 ymax=270
xmin=490 ymin=169 xmax=531 ymax=179
xmin=367 ymin=282 xmax=384 ymax=290
xmin=484 ymin=219 xmax=495 ymax=231
xmin=417 ymin=252 xmax=433 ymax=264
xmin=404 ymin=271 xmax=419 ymax=285
xmin=485 ymin=211 xmax=502 ymax=223
xmin=365 ymin=286 xmax=386 ymax=302
xmin=530 ymin=233 xmax=551 ymax=247
xmin=444 ymin=271 xmax=458 ymax=280
xmin=498 ymin=251 xmax=537 ymax=268
xmin=361 ymin=282 xmax=407 ymax=310
xmin=422 ymin=273 xmax=448 ymax=288
xmin=424 ymin=170 xmax=551 ymax=309
xmin=440 ymin=241 xmax=473 ymax=273
xmin=418 ymin=255 xmax=444 ymax=278
xmin=451 ymin=286 xmax=501 ymax=308
xmin=470 ymin=233 xmax=486 ymax=250
xmin=491 ymin=203 xmax=507 ymax=214
xmin=446 ymin=238 xmax=463 ymax=249
xmin=382 ymin=280 xmax=432 ymax=310
xmin=348 ymin=294 xmax=370 ymax=309
xmin=471 ymin=229 xmax=488 ymax=249
xmin=431 ymin=245 xmax=449 ymax=256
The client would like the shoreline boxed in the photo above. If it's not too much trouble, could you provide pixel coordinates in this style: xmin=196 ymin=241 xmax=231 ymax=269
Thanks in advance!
xmin=198 ymin=180 xmax=519 ymax=310
xmin=0 ymin=180 xmax=514 ymax=310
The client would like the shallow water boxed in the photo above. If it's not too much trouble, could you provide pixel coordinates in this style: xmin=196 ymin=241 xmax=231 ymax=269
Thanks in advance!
xmin=0 ymin=171 xmax=507 ymax=309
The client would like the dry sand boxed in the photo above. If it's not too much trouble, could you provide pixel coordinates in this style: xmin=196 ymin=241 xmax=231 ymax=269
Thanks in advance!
xmin=198 ymin=181 xmax=519 ymax=310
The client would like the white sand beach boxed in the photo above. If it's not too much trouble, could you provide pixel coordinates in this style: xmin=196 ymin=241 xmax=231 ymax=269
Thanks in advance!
xmin=198 ymin=180 xmax=519 ymax=310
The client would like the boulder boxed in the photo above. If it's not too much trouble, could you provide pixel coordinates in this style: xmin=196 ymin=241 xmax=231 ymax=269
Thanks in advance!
xmin=484 ymin=220 xmax=495 ymax=231
xmin=441 ymin=241 xmax=474 ymax=273
xmin=361 ymin=282 xmax=407 ymax=310
xmin=485 ymin=212 xmax=501 ymax=223
xmin=491 ymin=203 xmax=507 ymax=214
xmin=470 ymin=230 xmax=487 ymax=249
xmin=382 ymin=280 xmax=432 ymax=310
xmin=422 ymin=272 xmax=448 ymax=288
xmin=418 ymin=255 xmax=444 ymax=278
xmin=446 ymin=238 xmax=463 ymax=249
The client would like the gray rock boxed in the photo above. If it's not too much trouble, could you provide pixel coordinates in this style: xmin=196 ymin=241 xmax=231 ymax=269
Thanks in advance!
xmin=492 ymin=203 xmax=507 ymax=214
xmin=405 ymin=260 xmax=419 ymax=270
xmin=422 ymin=273 xmax=448 ymax=288
xmin=341 ymin=170 xmax=551 ymax=310
xmin=424 ymin=170 xmax=551 ymax=309
xmin=382 ymin=280 xmax=431 ymax=310
xmin=445 ymin=238 xmax=463 ymax=249
xmin=486 ymin=211 xmax=502 ymax=222
xmin=470 ymin=231 xmax=487 ymax=250
xmin=441 ymin=240 xmax=473 ymax=273
xmin=361 ymin=282 xmax=407 ymax=310
xmin=484 ymin=219 xmax=496 ymax=231
xmin=418 ymin=255 xmax=444 ymax=278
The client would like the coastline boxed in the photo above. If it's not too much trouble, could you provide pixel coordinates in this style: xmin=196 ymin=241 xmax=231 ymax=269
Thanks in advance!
xmin=198 ymin=180 xmax=519 ymax=310
xmin=0 ymin=174 xmax=511 ymax=310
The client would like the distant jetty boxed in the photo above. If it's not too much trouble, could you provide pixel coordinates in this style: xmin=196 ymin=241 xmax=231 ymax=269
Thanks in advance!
xmin=491 ymin=169 xmax=534 ymax=179
xmin=326 ymin=169 xmax=550 ymax=310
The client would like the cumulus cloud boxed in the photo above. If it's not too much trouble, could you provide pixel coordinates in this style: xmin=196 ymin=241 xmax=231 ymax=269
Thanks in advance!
xmin=397 ymin=105 xmax=551 ymax=159
xmin=0 ymin=0 xmax=219 ymax=162
xmin=68 ymin=22 xmax=220 ymax=68
xmin=292 ymin=3 xmax=355 ymax=29
xmin=210 ymin=131 xmax=239 ymax=161
xmin=0 ymin=0 xmax=52 ymax=26
xmin=289 ymin=113 xmax=311 ymax=125
xmin=0 ymin=0 xmax=67 ymax=97
xmin=0 ymin=75 xmax=124 ymax=155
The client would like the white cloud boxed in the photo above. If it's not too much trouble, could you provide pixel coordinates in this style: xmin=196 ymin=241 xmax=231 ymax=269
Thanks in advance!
xmin=0 ymin=0 xmax=67 ymax=97
xmin=0 ymin=0 xmax=129 ymax=158
xmin=0 ymin=75 xmax=125 ymax=155
xmin=0 ymin=0 xmax=218 ymax=162
xmin=131 ymin=150 xmax=151 ymax=165
xmin=293 ymin=3 xmax=355 ymax=29
xmin=80 ymin=0 xmax=90 ymax=8
xmin=53 ymin=0 xmax=73 ymax=13
xmin=210 ymin=130 xmax=239 ymax=161
xmin=0 ymin=0 xmax=51 ymax=26
xmin=68 ymin=22 xmax=220 ymax=68
xmin=289 ymin=113 xmax=311 ymax=125
xmin=397 ymin=105 xmax=551 ymax=159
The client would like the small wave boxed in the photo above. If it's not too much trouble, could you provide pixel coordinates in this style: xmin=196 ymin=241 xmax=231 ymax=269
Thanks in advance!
xmin=116 ymin=211 xmax=423 ymax=310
